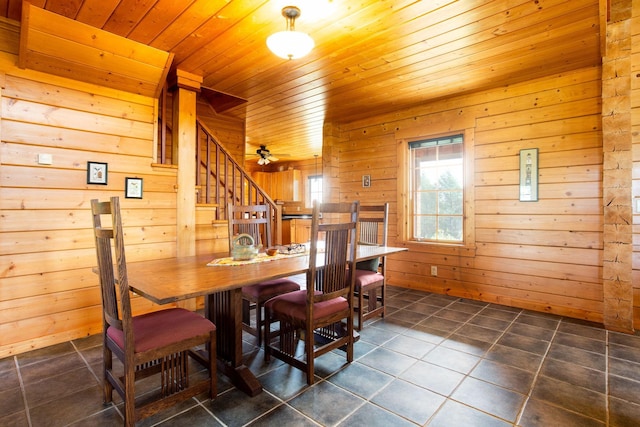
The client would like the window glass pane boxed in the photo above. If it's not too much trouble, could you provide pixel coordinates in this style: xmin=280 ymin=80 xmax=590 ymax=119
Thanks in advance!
xmin=409 ymin=134 xmax=463 ymax=243
xmin=308 ymin=175 xmax=323 ymax=207
xmin=438 ymin=191 xmax=463 ymax=215
xmin=438 ymin=216 xmax=463 ymax=240
xmin=416 ymin=167 xmax=438 ymax=191
xmin=437 ymin=166 xmax=463 ymax=190
xmin=414 ymin=215 xmax=436 ymax=240
xmin=415 ymin=191 xmax=437 ymax=214
xmin=438 ymin=142 xmax=463 ymax=161
xmin=413 ymin=146 xmax=436 ymax=164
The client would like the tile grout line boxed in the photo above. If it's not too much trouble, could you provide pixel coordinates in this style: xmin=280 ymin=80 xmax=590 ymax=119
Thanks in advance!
xmin=13 ymin=355 xmax=33 ymax=427
xmin=512 ymin=315 xmax=561 ymax=426
xmin=605 ymin=329 xmax=610 ymax=427
xmin=310 ymin=289 xmax=437 ymax=425
xmin=432 ymin=301 xmax=525 ymax=426
xmin=70 ymin=340 xmax=101 ymax=384
xmin=70 ymin=339 xmax=126 ymax=422
xmin=384 ymin=295 xmax=503 ymax=425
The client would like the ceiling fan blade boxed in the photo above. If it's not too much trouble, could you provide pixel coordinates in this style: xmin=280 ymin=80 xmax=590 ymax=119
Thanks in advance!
xmin=270 ymin=155 xmax=279 ymax=162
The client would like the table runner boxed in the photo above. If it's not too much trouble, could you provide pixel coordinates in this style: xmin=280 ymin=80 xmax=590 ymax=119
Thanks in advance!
xmin=207 ymin=251 xmax=307 ymax=266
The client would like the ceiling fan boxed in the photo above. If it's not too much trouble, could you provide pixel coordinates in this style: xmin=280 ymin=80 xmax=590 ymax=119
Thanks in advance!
xmin=255 ymin=145 xmax=288 ymax=165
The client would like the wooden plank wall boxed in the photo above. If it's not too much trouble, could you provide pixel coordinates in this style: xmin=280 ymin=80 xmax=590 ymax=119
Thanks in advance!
xmin=196 ymin=97 xmax=245 ymax=161
xmin=0 ymin=79 xmax=247 ymax=356
xmin=162 ymin=94 xmax=246 ymax=166
xmin=338 ymin=66 xmax=605 ymax=323
xmin=0 ymin=20 xmax=250 ymax=358
xmin=631 ymin=1 xmax=640 ymax=328
xmin=0 ymin=20 xmax=179 ymax=357
xmin=0 ymin=76 xmax=179 ymax=356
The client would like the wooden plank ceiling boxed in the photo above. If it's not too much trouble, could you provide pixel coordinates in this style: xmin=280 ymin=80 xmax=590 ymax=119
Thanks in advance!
xmin=0 ymin=0 xmax=602 ymax=163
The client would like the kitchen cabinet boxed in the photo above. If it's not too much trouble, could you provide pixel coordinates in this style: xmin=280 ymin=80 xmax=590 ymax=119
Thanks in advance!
xmin=290 ymin=218 xmax=312 ymax=243
xmin=252 ymin=169 xmax=301 ymax=201
xmin=280 ymin=218 xmax=312 ymax=244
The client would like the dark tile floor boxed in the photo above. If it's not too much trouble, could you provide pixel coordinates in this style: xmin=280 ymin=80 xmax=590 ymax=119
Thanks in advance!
xmin=2 ymin=285 xmax=640 ymax=426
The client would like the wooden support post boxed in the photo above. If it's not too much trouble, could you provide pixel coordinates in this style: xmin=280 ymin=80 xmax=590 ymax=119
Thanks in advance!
xmin=601 ymin=1 xmax=634 ymax=333
xmin=171 ymin=70 xmax=202 ymax=259
xmin=171 ymin=70 xmax=202 ymax=312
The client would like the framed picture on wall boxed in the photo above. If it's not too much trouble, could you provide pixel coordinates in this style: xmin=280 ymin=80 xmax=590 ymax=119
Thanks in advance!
xmin=125 ymin=177 xmax=143 ymax=199
xmin=87 ymin=161 xmax=108 ymax=185
xmin=362 ymin=175 xmax=371 ymax=188
xmin=519 ymin=148 xmax=538 ymax=201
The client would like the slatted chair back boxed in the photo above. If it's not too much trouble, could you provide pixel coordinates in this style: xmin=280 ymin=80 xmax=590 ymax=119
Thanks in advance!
xmin=91 ymin=197 xmax=132 ymax=342
xmin=358 ymin=204 xmax=389 ymax=247
xmin=353 ymin=203 xmax=390 ymax=330
xmin=264 ymin=200 xmax=360 ymax=384
xmin=227 ymin=202 xmax=300 ymax=346
xmin=307 ymin=201 xmax=359 ymax=304
xmin=227 ymin=203 xmax=272 ymax=251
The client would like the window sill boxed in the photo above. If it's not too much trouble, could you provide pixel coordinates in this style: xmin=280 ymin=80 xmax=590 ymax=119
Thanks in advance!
xmin=402 ymin=240 xmax=476 ymax=257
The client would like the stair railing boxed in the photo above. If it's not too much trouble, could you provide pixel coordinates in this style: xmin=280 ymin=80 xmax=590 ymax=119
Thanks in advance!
xmin=156 ymin=89 xmax=282 ymax=243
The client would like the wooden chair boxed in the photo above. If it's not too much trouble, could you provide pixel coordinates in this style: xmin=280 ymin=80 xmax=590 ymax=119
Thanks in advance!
xmin=228 ymin=203 xmax=300 ymax=346
xmin=354 ymin=203 xmax=389 ymax=330
xmin=264 ymin=201 xmax=359 ymax=384
xmin=91 ymin=197 xmax=216 ymax=426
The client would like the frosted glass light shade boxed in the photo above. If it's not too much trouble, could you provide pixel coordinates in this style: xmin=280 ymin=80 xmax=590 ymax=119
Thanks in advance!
xmin=267 ymin=30 xmax=314 ymax=60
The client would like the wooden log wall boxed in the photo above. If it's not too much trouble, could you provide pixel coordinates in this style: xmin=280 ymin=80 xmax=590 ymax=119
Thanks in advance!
xmin=0 ymin=18 xmax=173 ymax=357
xmin=196 ymin=96 xmax=246 ymax=161
xmin=338 ymin=66 xmax=606 ymax=324
xmin=0 ymin=17 xmax=250 ymax=356
xmin=631 ymin=1 xmax=640 ymax=329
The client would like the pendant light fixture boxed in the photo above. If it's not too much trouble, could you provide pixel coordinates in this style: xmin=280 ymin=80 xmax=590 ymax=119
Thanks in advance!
xmin=267 ymin=6 xmax=314 ymax=60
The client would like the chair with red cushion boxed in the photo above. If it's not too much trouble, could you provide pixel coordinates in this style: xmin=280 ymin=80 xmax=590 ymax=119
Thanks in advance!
xmin=264 ymin=201 xmax=359 ymax=384
xmin=228 ymin=203 xmax=300 ymax=346
xmin=354 ymin=203 xmax=389 ymax=330
xmin=91 ymin=197 xmax=216 ymax=426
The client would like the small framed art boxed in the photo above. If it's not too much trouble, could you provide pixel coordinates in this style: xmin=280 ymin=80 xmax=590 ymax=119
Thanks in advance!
xmin=519 ymin=148 xmax=538 ymax=202
xmin=87 ymin=161 xmax=108 ymax=185
xmin=125 ymin=177 xmax=143 ymax=199
xmin=362 ymin=175 xmax=371 ymax=188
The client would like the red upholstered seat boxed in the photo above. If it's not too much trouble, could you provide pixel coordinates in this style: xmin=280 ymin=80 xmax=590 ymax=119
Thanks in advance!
xmin=264 ymin=290 xmax=348 ymax=322
xmin=107 ymin=308 xmax=215 ymax=353
xmin=354 ymin=269 xmax=383 ymax=287
xmin=242 ymin=279 xmax=300 ymax=299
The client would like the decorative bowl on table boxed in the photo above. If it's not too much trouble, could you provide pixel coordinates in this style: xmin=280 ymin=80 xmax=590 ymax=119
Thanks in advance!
xmin=266 ymin=248 xmax=278 ymax=256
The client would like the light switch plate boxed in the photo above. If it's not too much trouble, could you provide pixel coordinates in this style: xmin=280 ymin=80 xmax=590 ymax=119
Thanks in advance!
xmin=38 ymin=153 xmax=53 ymax=165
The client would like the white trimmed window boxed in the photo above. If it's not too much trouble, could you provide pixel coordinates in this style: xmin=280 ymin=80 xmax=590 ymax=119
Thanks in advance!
xmin=409 ymin=134 xmax=464 ymax=242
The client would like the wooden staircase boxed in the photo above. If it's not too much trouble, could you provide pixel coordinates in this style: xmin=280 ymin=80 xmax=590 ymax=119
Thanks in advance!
xmin=156 ymin=87 xmax=283 ymax=246
xmin=194 ymin=119 xmax=283 ymax=243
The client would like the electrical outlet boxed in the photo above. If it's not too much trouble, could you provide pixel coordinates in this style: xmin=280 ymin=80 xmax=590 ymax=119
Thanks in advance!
xmin=431 ymin=266 xmax=437 ymax=276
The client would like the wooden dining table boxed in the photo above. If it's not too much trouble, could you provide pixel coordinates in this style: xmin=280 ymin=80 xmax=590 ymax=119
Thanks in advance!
xmin=125 ymin=244 xmax=407 ymax=396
